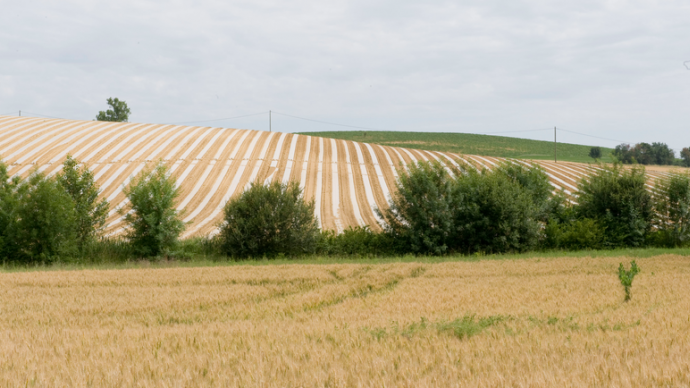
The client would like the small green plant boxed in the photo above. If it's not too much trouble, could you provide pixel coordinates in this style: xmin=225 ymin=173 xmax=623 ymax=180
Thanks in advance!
xmin=437 ymin=315 xmax=504 ymax=340
xmin=618 ymin=260 xmax=640 ymax=302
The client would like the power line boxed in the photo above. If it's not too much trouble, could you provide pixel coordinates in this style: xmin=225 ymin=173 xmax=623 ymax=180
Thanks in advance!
xmin=171 ymin=111 xmax=267 ymax=125
xmin=558 ymin=128 xmax=630 ymax=144
xmin=0 ymin=111 xmax=18 ymax=116
xmin=272 ymin=111 xmax=388 ymax=131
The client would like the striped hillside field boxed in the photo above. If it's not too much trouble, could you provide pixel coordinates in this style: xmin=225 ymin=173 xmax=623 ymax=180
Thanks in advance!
xmin=0 ymin=115 xmax=674 ymax=237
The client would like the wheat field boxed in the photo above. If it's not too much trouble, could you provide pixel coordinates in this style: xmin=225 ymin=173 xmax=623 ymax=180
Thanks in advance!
xmin=0 ymin=115 xmax=673 ymax=237
xmin=1 ymin=255 xmax=689 ymax=387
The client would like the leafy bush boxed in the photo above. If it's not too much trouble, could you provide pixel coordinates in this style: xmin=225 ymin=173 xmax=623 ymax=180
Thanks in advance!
xmin=680 ymin=148 xmax=690 ymax=167
xmin=612 ymin=142 xmax=675 ymax=165
xmin=379 ymin=160 xmax=549 ymax=255
xmin=318 ymin=226 xmax=394 ymax=257
xmin=496 ymin=161 xmax=561 ymax=222
xmin=56 ymin=155 xmax=109 ymax=250
xmin=451 ymin=161 xmax=543 ymax=254
xmin=120 ymin=162 xmax=185 ymax=257
xmin=576 ymin=163 xmax=652 ymax=248
xmin=649 ymin=172 xmax=690 ymax=247
xmin=5 ymin=171 xmax=77 ymax=262
xmin=219 ymin=181 xmax=320 ymax=258
xmin=544 ymin=218 xmax=605 ymax=250
xmin=589 ymin=147 xmax=602 ymax=160
xmin=0 ymin=161 xmax=19 ymax=259
xmin=378 ymin=161 xmax=455 ymax=255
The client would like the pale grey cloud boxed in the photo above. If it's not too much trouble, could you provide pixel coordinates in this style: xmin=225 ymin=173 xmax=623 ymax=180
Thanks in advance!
xmin=1 ymin=0 xmax=690 ymax=150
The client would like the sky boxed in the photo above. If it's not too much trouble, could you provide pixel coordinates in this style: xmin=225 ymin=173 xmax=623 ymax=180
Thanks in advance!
xmin=1 ymin=0 xmax=690 ymax=151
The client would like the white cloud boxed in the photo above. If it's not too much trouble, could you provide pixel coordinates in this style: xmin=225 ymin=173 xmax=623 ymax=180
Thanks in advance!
xmin=1 ymin=0 xmax=690 ymax=150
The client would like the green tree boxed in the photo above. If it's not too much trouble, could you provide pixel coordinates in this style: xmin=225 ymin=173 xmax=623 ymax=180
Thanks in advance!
xmin=6 ymin=172 xmax=78 ymax=262
xmin=379 ymin=161 xmax=455 ymax=255
xmin=588 ymin=147 xmax=602 ymax=160
xmin=95 ymin=97 xmax=131 ymax=122
xmin=651 ymin=172 xmax=690 ymax=247
xmin=120 ymin=162 xmax=185 ymax=257
xmin=56 ymin=155 xmax=110 ymax=250
xmin=650 ymin=142 xmax=675 ymax=165
xmin=451 ymin=162 xmax=542 ymax=254
xmin=680 ymin=147 xmax=690 ymax=167
xmin=612 ymin=144 xmax=634 ymax=164
xmin=219 ymin=181 xmax=320 ymax=258
xmin=576 ymin=163 xmax=652 ymax=247
xmin=0 ymin=160 xmax=20 ymax=259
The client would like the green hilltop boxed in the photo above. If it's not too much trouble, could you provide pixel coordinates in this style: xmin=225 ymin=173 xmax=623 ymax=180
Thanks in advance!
xmin=300 ymin=131 xmax=613 ymax=164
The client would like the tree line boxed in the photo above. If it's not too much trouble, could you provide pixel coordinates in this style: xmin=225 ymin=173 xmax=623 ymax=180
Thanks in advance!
xmin=591 ymin=142 xmax=690 ymax=167
xmin=3 ymin=154 xmax=690 ymax=264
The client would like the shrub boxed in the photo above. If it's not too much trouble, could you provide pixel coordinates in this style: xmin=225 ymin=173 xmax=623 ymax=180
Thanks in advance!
xmin=451 ymin=161 xmax=542 ymax=254
xmin=378 ymin=161 xmax=454 ymax=255
xmin=120 ymin=162 xmax=185 ymax=257
xmin=496 ymin=161 xmax=560 ymax=222
xmin=650 ymin=172 xmax=690 ymax=247
xmin=575 ymin=163 xmax=652 ymax=248
xmin=544 ymin=218 xmax=605 ymax=250
xmin=0 ymin=161 xmax=20 ymax=259
xmin=680 ymin=148 xmax=690 ymax=167
xmin=56 ymin=155 xmax=109 ymax=250
xmin=5 ymin=171 xmax=77 ymax=262
xmin=318 ymin=226 xmax=394 ymax=257
xmin=589 ymin=147 xmax=602 ymax=160
xmin=219 ymin=181 xmax=320 ymax=258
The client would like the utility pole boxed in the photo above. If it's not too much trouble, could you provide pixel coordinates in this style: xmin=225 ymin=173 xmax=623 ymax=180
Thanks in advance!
xmin=19 ymin=110 xmax=21 ymax=117
xmin=554 ymin=126 xmax=557 ymax=163
xmin=269 ymin=110 xmax=271 ymax=132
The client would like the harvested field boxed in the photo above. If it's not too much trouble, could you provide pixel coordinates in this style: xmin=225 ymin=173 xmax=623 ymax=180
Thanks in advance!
xmin=1 ymin=255 xmax=689 ymax=386
xmin=0 ymin=116 xmax=674 ymax=236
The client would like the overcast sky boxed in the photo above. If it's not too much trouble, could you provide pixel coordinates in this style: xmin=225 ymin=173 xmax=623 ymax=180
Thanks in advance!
xmin=1 ymin=1 xmax=689 ymax=150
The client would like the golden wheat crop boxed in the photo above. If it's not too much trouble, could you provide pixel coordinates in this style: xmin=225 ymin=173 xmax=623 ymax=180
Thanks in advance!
xmin=1 ymin=255 xmax=689 ymax=387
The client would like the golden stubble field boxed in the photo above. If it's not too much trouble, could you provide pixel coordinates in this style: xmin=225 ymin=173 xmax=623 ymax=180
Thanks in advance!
xmin=1 ymin=255 xmax=689 ymax=387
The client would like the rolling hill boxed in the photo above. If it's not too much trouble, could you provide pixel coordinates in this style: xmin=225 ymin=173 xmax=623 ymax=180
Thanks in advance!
xmin=0 ymin=116 xmax=665 ymax=236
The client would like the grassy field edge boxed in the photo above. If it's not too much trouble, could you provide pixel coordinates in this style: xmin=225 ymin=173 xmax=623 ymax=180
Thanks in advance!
xmin=2 ymin=247 xmax=688 ymax=273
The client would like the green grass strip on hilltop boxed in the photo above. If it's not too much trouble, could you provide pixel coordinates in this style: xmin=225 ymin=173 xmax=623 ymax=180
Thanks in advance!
xmin=298 ymin=131 xmax=614 ymax=164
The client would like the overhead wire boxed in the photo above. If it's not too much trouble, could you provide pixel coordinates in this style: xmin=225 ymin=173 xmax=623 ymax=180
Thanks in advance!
xmin=5 ymin=108 xmax=636 ymax=146
xmin=272 ymin=111 xmax=388 ymax=131
xmin=558 ymin=128 xmax=631 ymax=144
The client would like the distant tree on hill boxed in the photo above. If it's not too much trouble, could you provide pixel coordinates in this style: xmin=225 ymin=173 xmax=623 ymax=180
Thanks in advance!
xmin=650 ymin=142 xmax=675 ymax=165
xmin=588 ymin=147 xmax=602 ymax=160
xmin=681 ymin=147 xmax=690 ymax=167
xmin=612 ymin=144 xmax=635 ymax=164
xmin=612 ymin=142 xmax=675 ymax=166
xmin=95 ymin=97 xmax=130 ymax=122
